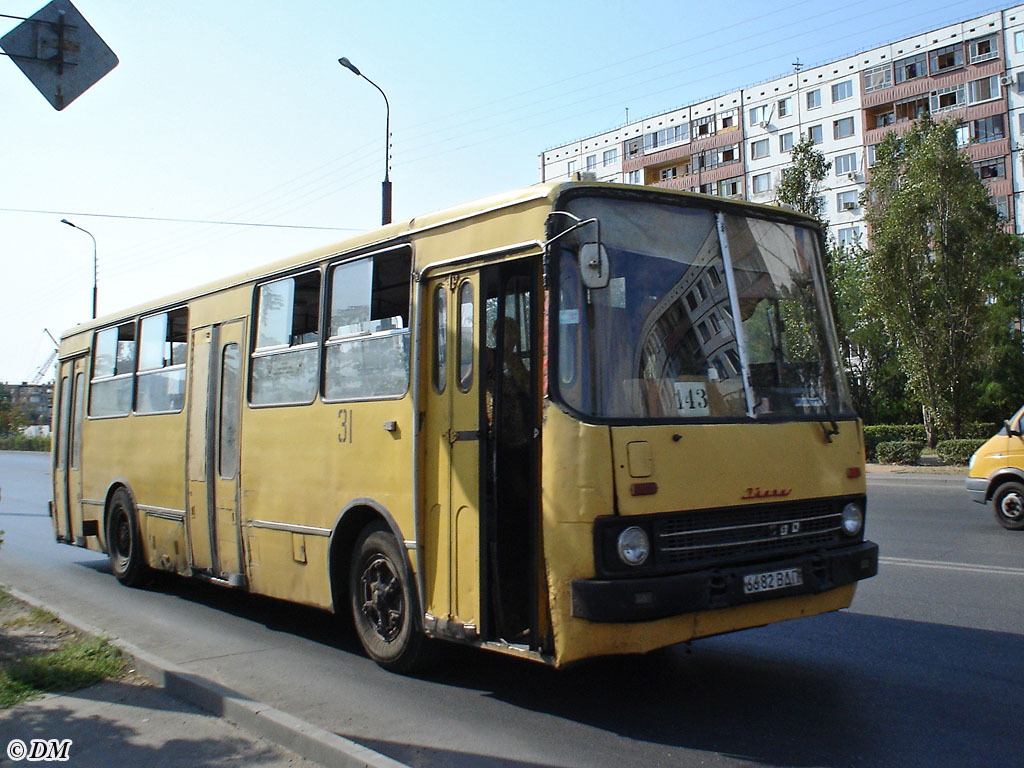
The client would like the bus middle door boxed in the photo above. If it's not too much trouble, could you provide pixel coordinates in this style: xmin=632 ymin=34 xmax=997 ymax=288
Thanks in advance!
xmin=186 ymin=320 xmax=246 ymax=585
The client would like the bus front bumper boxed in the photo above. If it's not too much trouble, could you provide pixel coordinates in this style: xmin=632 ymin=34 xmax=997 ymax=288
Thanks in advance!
xmin=570 ymin=541 xmax=879 ymax=623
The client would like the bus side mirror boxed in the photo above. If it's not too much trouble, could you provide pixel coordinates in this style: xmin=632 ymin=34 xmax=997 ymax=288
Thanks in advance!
xmin=579 ymin=243 xmax=610 ymax=289
xmin=1006 ymin=420 xmax=1021 ymax=437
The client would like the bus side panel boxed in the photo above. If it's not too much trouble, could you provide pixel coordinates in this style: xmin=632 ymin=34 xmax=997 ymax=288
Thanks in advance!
xmin=80 ymin=412 xmax=187 ymax=565
xmin=239 ymin=398 xmax=414 ymax=611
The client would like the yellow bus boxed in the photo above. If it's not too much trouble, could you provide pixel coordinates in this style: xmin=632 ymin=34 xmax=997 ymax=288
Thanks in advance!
xmin=51 ymin=182 xmax=878 ymax=671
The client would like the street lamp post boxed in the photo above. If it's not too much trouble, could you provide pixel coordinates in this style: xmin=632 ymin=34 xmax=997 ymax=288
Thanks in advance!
xmin=338 ymin=56 xmax=392 ymax=226
xmin=60 ymin=218 xmax=97 ymax=319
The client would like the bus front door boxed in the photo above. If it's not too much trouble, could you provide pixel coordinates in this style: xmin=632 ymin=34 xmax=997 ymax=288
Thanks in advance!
xmin=423 ymin=273 xmax=482 ymax=636
xmin=186 ymin=320 xmax=246 ymax=585
xmin=53 ymin=358 xmax=86 ymax=544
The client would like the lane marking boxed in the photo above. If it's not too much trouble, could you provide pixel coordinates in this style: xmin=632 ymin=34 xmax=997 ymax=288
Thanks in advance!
xmin=880 ymin=556 xmax=1024 ymax=578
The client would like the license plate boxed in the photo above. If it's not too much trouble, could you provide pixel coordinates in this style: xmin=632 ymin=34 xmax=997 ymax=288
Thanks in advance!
xmin=742 ymin=567 xmax=804 ymax=595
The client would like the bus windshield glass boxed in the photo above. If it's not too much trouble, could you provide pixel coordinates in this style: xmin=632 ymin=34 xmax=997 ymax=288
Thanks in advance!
xmin=553 ymin=195 xmax=853 ymax=422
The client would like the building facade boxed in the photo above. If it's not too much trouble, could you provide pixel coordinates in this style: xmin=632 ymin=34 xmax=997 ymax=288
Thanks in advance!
xmin=539 ymin=6 xmax=1024 ymax=244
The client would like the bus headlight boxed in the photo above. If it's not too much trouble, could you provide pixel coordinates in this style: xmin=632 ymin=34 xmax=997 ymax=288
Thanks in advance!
xmin=840 ymin=503 xmax=864 ymax=536
xmin=617 ymin=526 xmax=650 ymax=566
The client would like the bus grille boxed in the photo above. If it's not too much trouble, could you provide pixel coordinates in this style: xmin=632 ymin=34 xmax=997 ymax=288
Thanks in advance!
xmin=652 ymin=498 xmax=846 ymax=570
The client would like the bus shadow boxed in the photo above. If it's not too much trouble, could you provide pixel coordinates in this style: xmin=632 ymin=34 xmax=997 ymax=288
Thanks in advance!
xmin=408 ymin=611 xmax=1023 ymax=768
xmin=75 ymin=564 xmax=1023 ymax=768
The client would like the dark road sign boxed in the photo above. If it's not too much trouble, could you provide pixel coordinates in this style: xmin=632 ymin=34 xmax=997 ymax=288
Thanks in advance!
xmin=1 ymin=0 xmax=118 ymax=110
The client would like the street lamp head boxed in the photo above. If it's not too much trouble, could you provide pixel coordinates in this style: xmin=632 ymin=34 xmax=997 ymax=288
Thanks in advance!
xmin=338 ymin=57 xmax=361 ymax=76
xmin=60 ymin=218 xmax=74 ymax=227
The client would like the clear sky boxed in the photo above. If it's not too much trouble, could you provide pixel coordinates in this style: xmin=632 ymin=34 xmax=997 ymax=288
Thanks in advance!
xmin=0 ymin=0 xmax=999 ymax=382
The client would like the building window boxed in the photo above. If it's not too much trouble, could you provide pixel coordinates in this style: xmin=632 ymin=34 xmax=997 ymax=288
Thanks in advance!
xmin=1019 ymin=113 xmax=1024 ymax=136
xmin=720 ymin=145 xmax=738 ymax=164
xmin=931 ymin=83 xmax=966 ymax=112
xmin=895 ymin=52 xmax=927 ymax=83
xmin=867 ymin=145 xmax=878 ymax=167
xmin=833 ymin=117 xmax=855 ymax=140
xmin=585 ymin=155 xmax=597 ymax=171
xmin=721 ymin=111 xmax=736 ymax=128
xmin=969 ymin=115 xmax=1005 ymax=143
xmin=627 ymin=169 xmax=642 ymax=184
xmin=750 ymin=138 xmax=770 ymax=160
xmin=1016 ymin=31 xmax=1024 ymax=53
xmin=831 ymin=80 xmax=853 ymax=102
xmin=994 ymin=196 xmax=1009 ymax=221
xmin=693 ymin=115 xmax=715 ymax=137
xmin=873 ymin=110 xmax=895 ymax=128
xmin=806 ymin=89 xmax=821 ymax=109
xmin=836 ymin=190 xmax=859 ymax=212
xmin=749 ymin=105 xmax=769 ymax=125
xmin=752 ymin=172 xmax=771 ymax=194
xmin=625 ymin=139 xmax=641 ymax=158
xmin=659 ymin=166 xmax=678 ymax=181
xmin=835 ymin=152 xmax=858 ymax=176
xmin=975 ymin=157 xmax=1006 ymax=180
xmin=929 ymin=44 xmax=963 ymax=73
xmin=779 ymin=132 xmax=794 ymax=152
xmin=720 ymin=178 xmax=742 ymax=197
xmin=968 ymin=75 xmax=999 ymax=104
xmin=603 ymin=148 xmax=618 ymax=166
xmin=968 ymin=34 xmax=998 ymax=64
xmin=777 ymin=97 xmax=792 ymax=118
xmin=895 ymin=95 xmax=929 ymax=123
xmin=837 ymin=227 xmax=862 ymax=249
xmin=644 ymin=124 xmax=689 ymax=153
xmin=567 ymin=160 xmax=578 ymax=176
xmin=807 ymin=124 xmax=823 ymax=145
xmin=863 ymin=64 xmax=892 ymax=93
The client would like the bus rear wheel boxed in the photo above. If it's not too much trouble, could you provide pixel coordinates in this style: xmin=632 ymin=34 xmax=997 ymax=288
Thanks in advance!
xmin=107 ymin=488 xmax=149 ymax=586
xmin=349 ymin=524 xmax=425 ymax=673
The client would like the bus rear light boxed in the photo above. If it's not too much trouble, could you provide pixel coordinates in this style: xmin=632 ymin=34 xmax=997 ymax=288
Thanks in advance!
xmin=630 ymin=482 xmax=658 ymax=496
xmin=847 ymin=467 xmax=862 ymax=478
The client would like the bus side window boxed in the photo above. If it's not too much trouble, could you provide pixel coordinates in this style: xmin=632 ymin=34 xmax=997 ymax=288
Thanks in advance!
xmin=136 ymin=307 xmax=188 ymax=414
xmin=89 ymin=322 xmax=136 ymax=417
xmin=250 ymin=271 xmax=321 ymax=406
xmin=324 ymin=248 xmax=411 ymax=401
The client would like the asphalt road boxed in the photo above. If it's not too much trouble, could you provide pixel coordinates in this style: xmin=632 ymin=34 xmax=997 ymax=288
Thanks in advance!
xmin=0 ymin=451 xmax=1021 ymax=768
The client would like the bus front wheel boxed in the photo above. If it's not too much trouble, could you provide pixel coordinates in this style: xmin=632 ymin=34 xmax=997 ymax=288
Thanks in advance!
xmin=349 ymin=523 xmax=425 ymax=673
xmin=107 ymin=488 xmax=148 ymax=586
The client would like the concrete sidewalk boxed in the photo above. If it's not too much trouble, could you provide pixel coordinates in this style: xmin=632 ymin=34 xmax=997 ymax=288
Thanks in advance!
xmin=0 ymin=588 xmax=410 ymax=768
xmin=0 ymin=679 xmax=318 ymax=768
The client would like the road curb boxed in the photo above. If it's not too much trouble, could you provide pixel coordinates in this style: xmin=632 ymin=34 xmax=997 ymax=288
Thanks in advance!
xmin=6 ymin=585 xmax=412 ymax=768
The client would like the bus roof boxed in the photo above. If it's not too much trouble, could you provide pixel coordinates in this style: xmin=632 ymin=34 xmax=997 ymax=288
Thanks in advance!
xmin=58 ymin=181 xmax=816 ymax=341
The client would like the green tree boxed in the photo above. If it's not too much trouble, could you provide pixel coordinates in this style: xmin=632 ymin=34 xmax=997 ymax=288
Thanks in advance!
xmin=0 ymin=385 xmax=26 ymax=438
xmin=862 ymin=116 xmax=1023 ymax=442
xmin=775 ymin=134 xmax=830 ymax=230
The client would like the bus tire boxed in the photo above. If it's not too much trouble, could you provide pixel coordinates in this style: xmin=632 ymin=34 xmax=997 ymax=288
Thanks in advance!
xmin=107 ymin=488 xmax=148 ymax=586
xmin=992 ymin=481 xmax=1024 ymax=530
xmin=349 ymin=523 xmax=425 ymax=673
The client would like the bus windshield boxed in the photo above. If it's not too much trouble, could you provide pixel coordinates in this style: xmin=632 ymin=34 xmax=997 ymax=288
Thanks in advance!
xmin=553 ymin=195 xmax=853 ymax=422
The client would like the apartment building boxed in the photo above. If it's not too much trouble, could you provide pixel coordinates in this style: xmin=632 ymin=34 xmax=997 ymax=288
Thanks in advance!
xmin=539 ymin=6 xmax=1024 ymax=244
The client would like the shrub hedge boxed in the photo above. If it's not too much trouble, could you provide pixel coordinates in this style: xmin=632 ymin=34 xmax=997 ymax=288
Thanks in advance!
xmin=864 ymin=423 xmax=999 ymax=460
xmin=0 ymin=435 xmax=51 ymax=452
xmin=875 ymin=440 xmax=923 ymax=465
xmin=935 ymin=439 xmax=987 ymax=466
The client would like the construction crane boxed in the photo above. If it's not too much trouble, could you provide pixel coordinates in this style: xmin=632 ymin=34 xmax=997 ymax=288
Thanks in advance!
xmin=29 ymin=330 xmax=59 ymax=385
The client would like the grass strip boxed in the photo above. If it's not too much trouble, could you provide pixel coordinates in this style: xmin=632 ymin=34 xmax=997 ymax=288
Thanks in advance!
xmin=0 ymin=635 xmax=126 ymax=709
